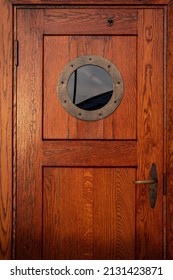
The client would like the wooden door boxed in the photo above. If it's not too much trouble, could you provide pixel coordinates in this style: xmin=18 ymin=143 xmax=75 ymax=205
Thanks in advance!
xmin=16 ymin=7 xmax=164 ymax=259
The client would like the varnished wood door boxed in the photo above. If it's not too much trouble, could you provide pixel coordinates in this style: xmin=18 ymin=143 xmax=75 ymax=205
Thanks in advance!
xmin=16 ymin=7 xmax=164 ymax=259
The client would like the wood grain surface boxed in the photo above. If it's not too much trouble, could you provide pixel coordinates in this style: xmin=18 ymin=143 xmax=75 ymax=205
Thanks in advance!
xmin=93 ymin=168 xmax=135 ymax=259
xmin=16 ymin=9 xmax=43 ymax=259
xmin=15 ymin=6 xmax=165 ymax=260
xmin=10 ymin=0 xmax=171 ymax=5
xmin=0 ymin=0 xmax=171 ymax=262
xmin=43 ymin=168 xmax=84 ymax=259
xmin=43 ymin=9 xmax=137 ymax=35
xmin=0 ymin=0 xmax=12 ymax=260
xmin=167 ymin=0 xmax=173 ymax=260
xmin=42 ymin=141 xmax=137 ymax=166
xmin=44 ymin=35 xmax=137 ymax=140
xmin=136 ymin=9 xmax=163 ymax=259
xmin=43 ymin=167 xmax=136 ymax=259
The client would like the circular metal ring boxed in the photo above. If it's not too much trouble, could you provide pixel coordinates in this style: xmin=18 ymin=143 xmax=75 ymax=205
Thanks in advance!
xmin=57 ymin=55 xmax=124 ymax=121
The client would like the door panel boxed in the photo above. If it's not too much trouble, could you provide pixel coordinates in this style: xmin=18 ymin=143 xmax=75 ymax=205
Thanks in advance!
xmin=43 ymin=167 xmax=135 ymax=260
xmin=44 ymin=36 xmax=137 ymax=139
xmin=16 ymin=8 xmax=164 ymax=259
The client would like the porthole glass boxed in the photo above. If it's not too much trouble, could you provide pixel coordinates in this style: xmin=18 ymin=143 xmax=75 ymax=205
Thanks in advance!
xmin=67 ymin=65 xmax=113 ymax=111
xmin=58 ymin=55 xmax=124 ymax=121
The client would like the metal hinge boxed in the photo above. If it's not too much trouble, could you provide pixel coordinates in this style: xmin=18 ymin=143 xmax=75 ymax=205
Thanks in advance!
xmin=163 ymin=173 xmax=167 ymax=196
xmin=14 ymin=40 xmax=19 ymax=67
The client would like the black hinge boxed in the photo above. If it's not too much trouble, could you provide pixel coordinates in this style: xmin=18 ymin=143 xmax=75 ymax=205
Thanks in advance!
xmin=163 ymin=173 xmax=167 ymax=196
xmin=14 ymin=40 xmax=19 ymax=67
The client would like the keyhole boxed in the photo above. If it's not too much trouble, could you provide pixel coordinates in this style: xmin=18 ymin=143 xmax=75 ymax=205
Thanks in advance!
xmin=107 ymin=17 xmax=114 ymax=27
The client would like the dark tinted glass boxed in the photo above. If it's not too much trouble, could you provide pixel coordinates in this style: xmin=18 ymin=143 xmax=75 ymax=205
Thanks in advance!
xmin=67 ymin=65 xmax=113 ymax=111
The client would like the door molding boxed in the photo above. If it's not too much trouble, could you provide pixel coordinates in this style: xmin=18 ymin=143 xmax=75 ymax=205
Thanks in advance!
xmin=0 ymin=0 xmax=13 ymax=260
xmin=1 ymin=0 xmax=173 ymax=260
xmin=167 ymin=0 xmax=173 ymax=260
xmin=8 ymin=0 xmax=173 ymax=5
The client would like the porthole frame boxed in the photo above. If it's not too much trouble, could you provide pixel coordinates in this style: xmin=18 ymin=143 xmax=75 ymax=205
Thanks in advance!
xmin=57 ymin=55 xmax=124 ymax=121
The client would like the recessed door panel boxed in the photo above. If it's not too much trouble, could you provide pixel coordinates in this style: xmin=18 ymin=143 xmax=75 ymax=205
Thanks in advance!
xmin=43 ymin=167 xmax=136 ymax=260
xmin=44 ymin=35 xmax=137 ymax=139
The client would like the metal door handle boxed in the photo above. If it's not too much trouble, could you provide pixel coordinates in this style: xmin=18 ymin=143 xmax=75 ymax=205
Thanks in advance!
xmin=134 ymin=179 xmax=158 ymax=184
xmin=133 ymin=163 xmax=158 ymax=208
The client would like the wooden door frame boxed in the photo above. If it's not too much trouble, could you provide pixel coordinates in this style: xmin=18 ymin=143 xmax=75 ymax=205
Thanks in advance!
xmin=0 ymin=0 xmax=173 ymax=260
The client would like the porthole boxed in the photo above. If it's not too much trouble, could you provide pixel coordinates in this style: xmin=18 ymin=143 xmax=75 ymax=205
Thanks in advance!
xmin=57 ymin=55 xmax=124 ymax=121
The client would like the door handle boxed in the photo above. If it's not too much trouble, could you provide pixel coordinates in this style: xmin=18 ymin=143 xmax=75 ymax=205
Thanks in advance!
xmin=133 ymin=179 xmax=157 ymax=185
xmin=133 ymin=163 xmax=158 ymax=208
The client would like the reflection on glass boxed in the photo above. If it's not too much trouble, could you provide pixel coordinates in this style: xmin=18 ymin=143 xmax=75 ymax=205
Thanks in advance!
xmin=67 ymin=65 xmax=113 ymax=111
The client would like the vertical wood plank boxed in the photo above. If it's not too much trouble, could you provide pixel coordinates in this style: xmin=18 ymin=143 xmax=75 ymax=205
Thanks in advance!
xmin=116 ymin=169 xmax=136 ymax=259
xmin=16 ymin=9 xmax=43 ymax=259
xmin=93 ymin=168 xmax=117 ymax=259
xmin=102 ymin=37 xmax=114 ymax=139
xmin=43 ymin=168 xmax=84 ymax=259
xmin=58 ymin=168 xmax=84 ymax=259
xmin=43 ymin=168 xmax=60 ymax=259
xmin=76 ymin=36 xmax=104 ymax=139
xmin=103 ymin=36 xmax=137 ymax=140
xmin=44 ymin=36 xmax=69 ymax=139
xmin=112 ymin=36 xmax=137 ymax=139
xmin=68 ymin=36 xmax=78 ymax=139
xmin=83 ymin=168 xmax=94 ymax=259
xmin=167 ymin=0 xmax=173 ymax=260
xmin=0 ymin=0 xmax=12 ymax=260
xmin=93 ymin=168 xmax=135 ymax=259
xmin=137 ymin=9 xmax=163 ymax=259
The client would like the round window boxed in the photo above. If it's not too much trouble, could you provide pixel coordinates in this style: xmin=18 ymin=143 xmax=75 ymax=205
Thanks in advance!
xmin=68 ymin=65 xmax=113 ymax=111
xmin=58 ymin=55 xmax=124 ymax=121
